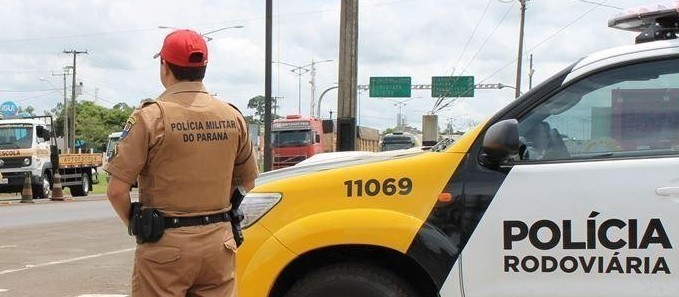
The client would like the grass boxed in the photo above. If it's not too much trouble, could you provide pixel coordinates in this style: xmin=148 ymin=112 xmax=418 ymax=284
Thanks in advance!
xmin=91 ymin=172 xmax=109 ymax=195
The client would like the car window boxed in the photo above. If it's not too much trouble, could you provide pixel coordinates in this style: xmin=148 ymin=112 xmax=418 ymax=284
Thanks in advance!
xmin=515 ymin=58 xmax=679 ymax=162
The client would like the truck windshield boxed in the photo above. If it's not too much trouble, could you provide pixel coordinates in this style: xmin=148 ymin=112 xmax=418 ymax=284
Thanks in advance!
xmin=106 ymin=137 xmax=120 ymax=159
xmin=382 ymin=143 xmax=414 ymax=151
xmin=0 ymin=124 xmax=33 ymax=149
xmin=272 ymin=130 xmax=312 ymax=147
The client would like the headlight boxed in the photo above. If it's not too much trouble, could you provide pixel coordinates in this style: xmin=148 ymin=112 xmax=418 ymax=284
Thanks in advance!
xmin=240 ymin=192 xmax=282 ymax=228
xmin=23 ymin=158 xmax=31 ymax=166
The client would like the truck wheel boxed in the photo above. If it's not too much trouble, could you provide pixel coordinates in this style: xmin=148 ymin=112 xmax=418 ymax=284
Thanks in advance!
xmin=70 ymin=173 xmax=90 ymax=197
xmin=284 ymin=263 xmax=420 ymax=297
xmin=32 ymin=173 xmax=50 ymax=199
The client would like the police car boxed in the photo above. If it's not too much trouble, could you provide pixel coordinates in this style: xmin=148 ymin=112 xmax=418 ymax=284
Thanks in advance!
xmin=237 ymin=6 xmax=679 ymax=297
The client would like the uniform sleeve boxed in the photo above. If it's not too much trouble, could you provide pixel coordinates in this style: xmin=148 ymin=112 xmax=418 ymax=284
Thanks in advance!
xmin=104 ymin=105 xmax=161 ymax=185
xmin=232 ymin=114 xmax=258 ymax=188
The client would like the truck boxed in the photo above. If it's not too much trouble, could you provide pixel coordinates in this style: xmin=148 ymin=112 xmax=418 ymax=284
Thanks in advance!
xmin=380 ymin=131 xmax=421 ymax=151
xmin=272 ymin=114 xmax=379 ymax=169
xmin=104 ymin=131 xmax=122 ymax=182
xmin=105 ymin=131 xmax=122 ymax=164
xmin=236 ymin=7 xmax=679 ymax=297
xmin=0 ymin=116 xmax=102 ymax=198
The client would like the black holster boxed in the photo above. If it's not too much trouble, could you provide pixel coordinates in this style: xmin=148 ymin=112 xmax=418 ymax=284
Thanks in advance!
xmin=129 ymin=202 xmax=165 ymax=244
xmin=229 ymin=186 xmax=246 ymax=247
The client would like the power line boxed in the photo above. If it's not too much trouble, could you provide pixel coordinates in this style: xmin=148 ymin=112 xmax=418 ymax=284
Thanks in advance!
xmin=479 ymin=0 xmax=612 ymax=85
xmin=569 ymin=0 xmax=621 ymax=10
xmin=12 ymin=90 xmax=61 ymax=103
xmin=434 ymin=0 xmax=515 ymax=113
xmin=525 ymin=0 xmax=609 ymax=54
xmin=446 ymin=0 xmax=493 ymax=76
xmin=461 ymin=0 xmax=515 ymax=74
xmin=0 ymin=88 xmax=58 ymax=92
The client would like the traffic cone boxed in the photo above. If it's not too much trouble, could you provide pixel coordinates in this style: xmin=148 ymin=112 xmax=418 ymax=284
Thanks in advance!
xmin=20 ymin=173 xmax=33 ymax=203
xmin=50 ymin=172 xmax=64 ymax=201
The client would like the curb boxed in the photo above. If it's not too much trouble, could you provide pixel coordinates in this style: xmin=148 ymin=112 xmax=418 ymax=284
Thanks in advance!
xmin=0 ymin=201 xmax=14 ymax=206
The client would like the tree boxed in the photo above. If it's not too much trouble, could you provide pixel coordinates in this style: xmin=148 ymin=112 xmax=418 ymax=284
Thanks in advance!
xmin=17 ymin=106 xmax=36 ymax=116
xmin=246 ymin=95 xmax=280 ymax=124
xmin=68 ymin=101 xmax=133 ymax=152
xmin=381 ymin=124 xmax=421 ymax=136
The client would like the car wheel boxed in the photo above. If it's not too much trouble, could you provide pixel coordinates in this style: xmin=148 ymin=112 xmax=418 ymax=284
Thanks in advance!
xmin=284 ymin=263 xmax=420 ymax=297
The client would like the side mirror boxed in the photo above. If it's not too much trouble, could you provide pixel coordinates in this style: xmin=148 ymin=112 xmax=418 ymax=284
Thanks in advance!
xmin=315 ymin=134 xmax=321 ymax=143
xmin=36 ymin=126 xmax=50 ymax=141
xmin=480 ymin=119 xmax=520 ymax=167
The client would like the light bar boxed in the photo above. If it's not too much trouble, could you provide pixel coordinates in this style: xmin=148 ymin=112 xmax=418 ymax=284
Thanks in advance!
xmin=609 ymin=2 xmax=679 ymax=43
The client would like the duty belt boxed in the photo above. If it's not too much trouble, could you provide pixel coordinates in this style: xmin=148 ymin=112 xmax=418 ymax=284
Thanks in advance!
xmin=164 ymin=212 xmax=231 ymax=229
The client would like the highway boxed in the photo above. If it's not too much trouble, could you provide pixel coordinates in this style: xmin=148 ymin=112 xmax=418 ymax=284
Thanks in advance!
xmin=0 ymin=194 xmax=136 ymax=297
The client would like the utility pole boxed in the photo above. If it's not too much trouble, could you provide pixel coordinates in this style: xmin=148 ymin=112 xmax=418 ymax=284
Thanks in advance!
xmin=274 ymin=59 xmax=331 ymax=116
xmin=63 ymin=50 xmax=87 ymax=151
xmin=264 ymin=0 xmax=273 ymax=171
xmin=514 ymin=0 xmax=527 ymax=99
xmin=308 ymin=59 xmax=333 ymax=117
xmin=310 ymin=59 xmax=317 ymax=117
xmin=528 ymin=54 xmax=535 ymax=90
xmin=337 ymin=0 xmax=359 ymax=151
xmin=52 ymin=66 xmax=72 ymax=152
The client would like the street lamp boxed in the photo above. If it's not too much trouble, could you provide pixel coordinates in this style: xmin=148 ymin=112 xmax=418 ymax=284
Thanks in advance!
xmin=158 ymin=25 xmax=244 ymax=42
xmin=274 ymin=59 xmax=332 ymax=116
xmin=317 ymin=85 xmax=338 ymax=119
xmin=498 ymin=83 xmax=523 ymax=96
xmin=387 ymin=97 xmax=417 ymax=130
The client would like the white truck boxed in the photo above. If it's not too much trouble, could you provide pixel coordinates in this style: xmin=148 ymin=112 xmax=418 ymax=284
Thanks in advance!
xmin=104 ymin=131 xmax=122 ymax=182
xmin=0 ymin=116 xmax=102 ymax=198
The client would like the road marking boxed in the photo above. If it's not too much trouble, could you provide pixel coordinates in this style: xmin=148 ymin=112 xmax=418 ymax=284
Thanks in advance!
xmin=0 ymin=245 xmax=17 ymax=249
xmin=0 ymin=248 xmax=135 ymax=275
xmin=0 ymin=289 xmax=8 ymax=293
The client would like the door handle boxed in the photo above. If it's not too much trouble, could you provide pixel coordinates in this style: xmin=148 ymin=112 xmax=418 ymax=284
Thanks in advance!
xmin=656 ymin=187 xmax=679 ymax=196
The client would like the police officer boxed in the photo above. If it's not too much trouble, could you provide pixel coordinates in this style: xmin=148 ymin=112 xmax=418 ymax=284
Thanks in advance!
xmin=105 ymin=29 xmax=258 ymax=297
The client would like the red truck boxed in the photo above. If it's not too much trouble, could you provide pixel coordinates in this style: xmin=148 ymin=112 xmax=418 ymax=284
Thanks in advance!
xmin=272 ymin=115 xmax=325 ymax=169
xmin=610 ymin=88 xmax=679 ymax=151
xmin=272 ymin=114 xmax=380 ymax=169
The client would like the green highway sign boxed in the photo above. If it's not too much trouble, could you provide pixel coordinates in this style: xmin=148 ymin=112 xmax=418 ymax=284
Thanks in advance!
xmin=369 ymin=77 xmax=412 ymax=98
xmin=431 ymin=76 xmax=475 ymax=97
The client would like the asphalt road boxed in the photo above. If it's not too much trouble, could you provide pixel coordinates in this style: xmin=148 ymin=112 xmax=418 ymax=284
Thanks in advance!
xmin=0 ymin=194 xmax=137 ymax=297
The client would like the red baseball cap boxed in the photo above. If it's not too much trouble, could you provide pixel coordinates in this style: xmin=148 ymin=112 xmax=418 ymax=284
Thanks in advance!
xmin=153 ymin=29 xmax=208 ymax=67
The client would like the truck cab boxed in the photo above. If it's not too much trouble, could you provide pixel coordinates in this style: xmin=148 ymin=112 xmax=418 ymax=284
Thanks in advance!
xmin=0 ymin=117 xmax=54 ymax=198
xmin=105 ymin=131 xmax=122 ymax=164
xmin=236 ymin=6 xmax=679 ymax=297
xmin=272 ymin=115 xmax=324 ymax=169
xmin=381 ymin=131 xmax=420 ymax=151
xmin=104 ymin=131 xmax=122 ymax=183
xmin=0 ymin=115 xmax=101 ymax=199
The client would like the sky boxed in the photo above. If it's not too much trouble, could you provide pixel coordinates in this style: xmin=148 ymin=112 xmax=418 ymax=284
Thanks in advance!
xmin=0 ymin=0 xmax=665 ymax=133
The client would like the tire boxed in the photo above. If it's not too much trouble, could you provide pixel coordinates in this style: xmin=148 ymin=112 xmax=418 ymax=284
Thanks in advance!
xmin=284 ymin=263 xmax=420 ymax=297
xmin=70 ymin=173 xmax=90 ymax=197
xmin=32 ymin=173 xmax=50 ymax=199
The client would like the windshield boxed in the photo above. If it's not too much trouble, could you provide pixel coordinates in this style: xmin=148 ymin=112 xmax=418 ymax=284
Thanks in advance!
xmin=0 ymin=124 xmax=33 ymax=149
xmin=382 ymin=143 xmax=414 ymax=151
xmin=272 ymin=130 xmax=312 ymax=147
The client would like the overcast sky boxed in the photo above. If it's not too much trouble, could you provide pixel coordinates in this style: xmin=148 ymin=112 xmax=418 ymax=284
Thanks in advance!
xmin=0 ymin=0 xmax=662 ymax=132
